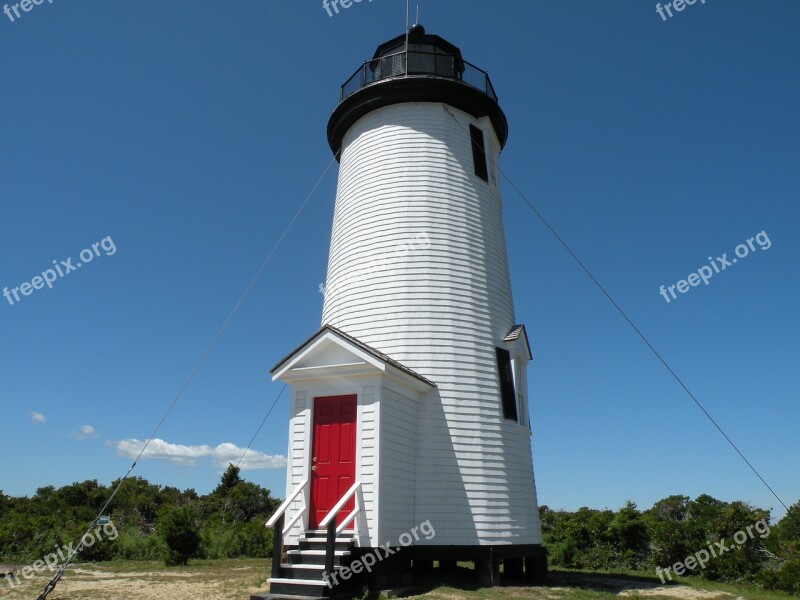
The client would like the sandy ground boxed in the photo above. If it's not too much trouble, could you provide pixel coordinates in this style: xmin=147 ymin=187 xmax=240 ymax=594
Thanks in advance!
xmin=0 ymin=563 xmax=759 ymax=600
xmin=618 ymin=584 xmax=739 ymax=599
xmin=402 ymin=585 xmax=743 ymax=600
xmin=0 ymin=560 xmax=270 ymax=600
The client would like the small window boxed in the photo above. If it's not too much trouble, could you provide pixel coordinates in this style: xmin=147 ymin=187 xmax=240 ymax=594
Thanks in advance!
xmin=496 ymin=347 xmax=517 ymax=421
xmin=470 ymin=125 xmax=489 ymax=182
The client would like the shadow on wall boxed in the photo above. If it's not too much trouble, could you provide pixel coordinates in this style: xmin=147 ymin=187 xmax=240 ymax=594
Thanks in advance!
xmin=415 ymin=387 xmax=479 ymax=545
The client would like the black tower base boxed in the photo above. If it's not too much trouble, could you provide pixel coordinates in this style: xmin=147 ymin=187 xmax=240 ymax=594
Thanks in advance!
xmin=251 ymin=544 xmax=547 ymax=600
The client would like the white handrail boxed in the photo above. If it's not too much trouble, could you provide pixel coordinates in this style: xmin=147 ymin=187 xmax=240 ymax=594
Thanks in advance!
xmin=335 ymin=495 xmax=360 ymax=535
xmin=319 ymin=481 xmax=361 ymax=529
xmin=266 ymin=478 xmax=308 ymax=528
xmin=283 ymin=503 xmax=307 ymax=535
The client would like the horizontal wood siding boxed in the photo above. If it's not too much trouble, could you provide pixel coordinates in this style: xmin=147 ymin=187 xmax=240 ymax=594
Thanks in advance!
xmin=285 ymin=390 xmax=308 ymax=544
xmin=322 ymin=103 xmax=542 ymax=545
xmin=378 ymin=387 xmax=418 ymax=541
xmin=359 ymin=386 xmax=378 ymax=547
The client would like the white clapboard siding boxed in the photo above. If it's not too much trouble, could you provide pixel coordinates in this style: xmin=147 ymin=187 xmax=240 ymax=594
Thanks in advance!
xmin=284 ymin=390 xmax=309 ymax=544
xmin=322 ymin=102 xmax=542 ymax=546
xmin=358 ymin=385 xmax=378 ymax=547
xmin=378 ymin=386 xmax=418 ymax=542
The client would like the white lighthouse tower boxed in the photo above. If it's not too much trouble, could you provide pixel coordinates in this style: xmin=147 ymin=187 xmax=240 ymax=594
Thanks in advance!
xmin=261 ymin=24 xmax=546 ymax=599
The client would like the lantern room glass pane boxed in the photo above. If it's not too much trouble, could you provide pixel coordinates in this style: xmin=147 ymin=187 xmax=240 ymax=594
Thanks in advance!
xmin=407 ymin=43 xmax=435 ymax=74
xmin=372 ymin=53 xmax=405 ymax=80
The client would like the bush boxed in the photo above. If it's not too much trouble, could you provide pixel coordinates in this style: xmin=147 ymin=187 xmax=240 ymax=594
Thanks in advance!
xmin=758 ymin=502 xmax=800 ymax=593
xmin=547 ymin=540 xmax=577 ymax=567
xmin=199 ymin=521 xmax=273 ymax=559
xmin=114 ymin=528 xmax=166 ymax=560
xmin=158 ymin=505 xmax=200 ymax=566
xmin=756 ymin=559 xmax=800 ymax=594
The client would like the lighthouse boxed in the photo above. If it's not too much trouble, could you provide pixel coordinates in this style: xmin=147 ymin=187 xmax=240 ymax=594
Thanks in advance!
xmin=261 ymin=24 xmax=546 ymax=598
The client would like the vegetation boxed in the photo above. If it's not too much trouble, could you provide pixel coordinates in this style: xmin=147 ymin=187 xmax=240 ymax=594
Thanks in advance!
xmin=759 ymin=499 xmax=800 ymax=595
xmin=1 ymin=477 xmax=796 ymax=595
xmin=541 ymin=495 xmax=800 ymax=595
xmin=158 ymin=504 xmax=201 ymax=565
xmin=0 ymin=464 xmax=279 ymax=566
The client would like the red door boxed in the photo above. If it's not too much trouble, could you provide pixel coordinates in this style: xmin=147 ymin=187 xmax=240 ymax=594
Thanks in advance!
xmin=309 ymin=395 xmax=357 ymax=530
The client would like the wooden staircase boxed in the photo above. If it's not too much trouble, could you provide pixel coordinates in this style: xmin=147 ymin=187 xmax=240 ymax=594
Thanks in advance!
xmin=254 ymin=530 xmax=359 ymax=599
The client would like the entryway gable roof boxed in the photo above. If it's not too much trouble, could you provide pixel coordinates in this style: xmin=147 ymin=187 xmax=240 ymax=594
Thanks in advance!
xmin=271 ymin=324 xmax=436 ymax=388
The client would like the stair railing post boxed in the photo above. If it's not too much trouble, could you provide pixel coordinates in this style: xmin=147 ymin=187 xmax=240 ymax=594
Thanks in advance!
xmin=271 ymin=513 xmax=284 ymax=579
xmin=325 ymin=520 xmax=336 ymax=576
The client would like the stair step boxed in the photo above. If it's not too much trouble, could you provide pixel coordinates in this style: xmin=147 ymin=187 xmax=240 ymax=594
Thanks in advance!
xmin=250 ymin=594 xmax=319 ymax=600
xmin=285 ymin=549 xmax=352 ymax=567
xmin=298 ymin=542 xmax=354 ymax=553
xmin=268 ymin=578 xmax=329 ymax=586
xmin=267 ymin=577 xmax=335 ymax=597
xmin=279 ymin=564 xmax=330 ymax=579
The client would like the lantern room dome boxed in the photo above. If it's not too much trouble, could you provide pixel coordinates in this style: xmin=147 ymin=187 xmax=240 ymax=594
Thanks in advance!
xmin=327 ymin=25 xmax=508 ymax=157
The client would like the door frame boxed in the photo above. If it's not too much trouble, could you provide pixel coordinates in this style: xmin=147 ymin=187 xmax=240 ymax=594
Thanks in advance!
xmin=307 ymin=392 xmax=360 ymax=530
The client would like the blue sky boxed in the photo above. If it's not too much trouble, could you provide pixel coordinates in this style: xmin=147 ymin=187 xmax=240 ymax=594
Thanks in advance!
xmin=1 ymin=0 xmax=797 ymax=520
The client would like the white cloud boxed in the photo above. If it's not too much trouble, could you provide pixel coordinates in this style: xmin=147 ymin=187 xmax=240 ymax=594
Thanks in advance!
xmin=30 ymin=412 xmax=45 ymax=424
xmin=112 ymin=438 xmax=286 ymax=471
xmin=70 ymin=425 xmax=98 ymax=440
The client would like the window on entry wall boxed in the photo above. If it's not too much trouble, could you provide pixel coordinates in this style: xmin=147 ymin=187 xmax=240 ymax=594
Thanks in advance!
xmin=470 ymin=124 xmax=489 ymax=182
xmin=496 ymin=347 xmax=518 ymax=421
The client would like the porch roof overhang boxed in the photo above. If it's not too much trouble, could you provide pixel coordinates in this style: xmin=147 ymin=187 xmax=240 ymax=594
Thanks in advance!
xmin=270 ymin=324 xmax=436 ymax=392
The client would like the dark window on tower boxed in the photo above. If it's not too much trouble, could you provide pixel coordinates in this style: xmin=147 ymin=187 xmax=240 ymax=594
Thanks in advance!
xmin=496 ymin=347 xmax=518 ymax=421
xmin=470 ymin=125 xmax=489 ymax=182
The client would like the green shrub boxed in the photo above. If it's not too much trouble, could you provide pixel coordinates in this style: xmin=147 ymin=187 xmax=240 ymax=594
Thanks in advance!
xmin=756 ymin=558 xmax=800 ymax=594
xmin=114 ymin=528 xmax=166 ymax=560
xmin=158 ymin=505 xmax=201 ymax=566
xmin=199 ymin=521 xmax=273 ymax=559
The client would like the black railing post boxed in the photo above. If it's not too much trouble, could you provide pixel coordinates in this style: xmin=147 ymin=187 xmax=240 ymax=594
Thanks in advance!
xmin=271 ymin=514 xmax=284 ymax=579
xmin=324 ymin=520 xmax=336 ymax=577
